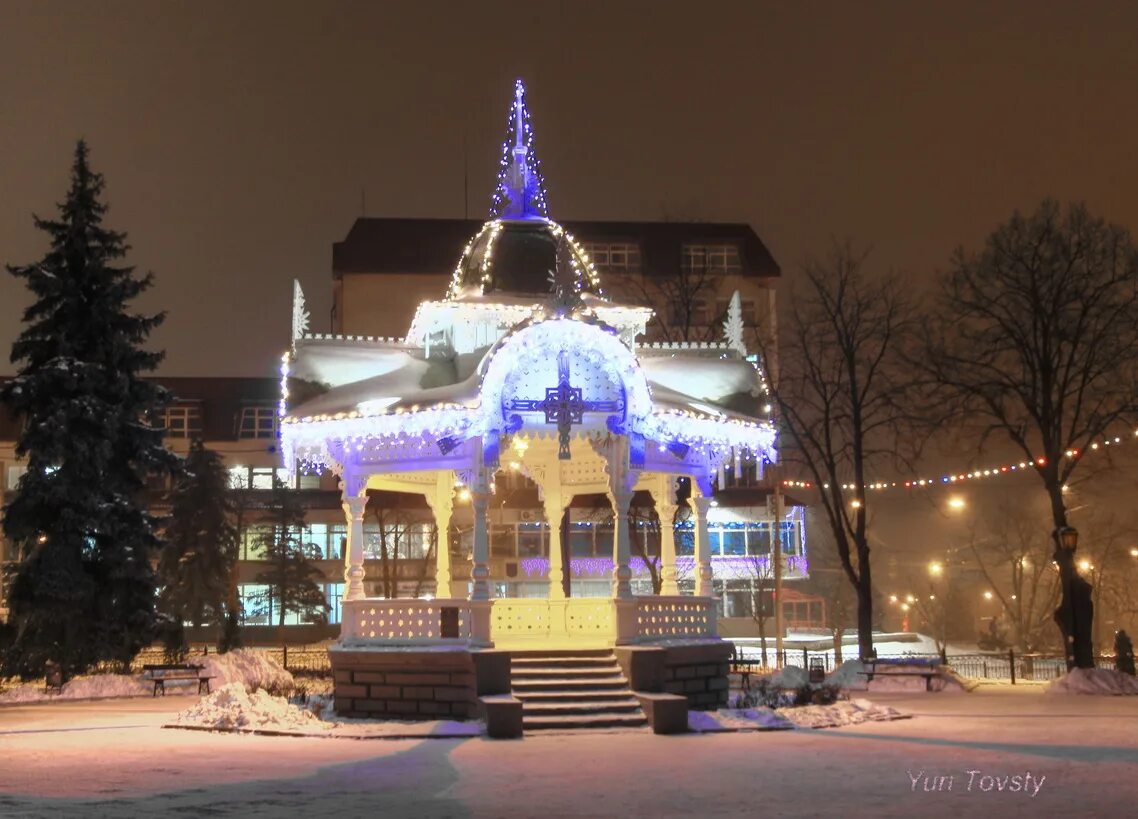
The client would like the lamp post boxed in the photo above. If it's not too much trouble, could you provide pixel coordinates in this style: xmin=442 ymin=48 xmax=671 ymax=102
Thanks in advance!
xmin=1053 ymin=525 xmax=1095 ymax=670
xmin=928 ymin=561 xmax=948 ymax=664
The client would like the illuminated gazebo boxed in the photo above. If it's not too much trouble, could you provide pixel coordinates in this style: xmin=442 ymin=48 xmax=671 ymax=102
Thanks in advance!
xmin=278 ymin=80 xmax=776 ymax=722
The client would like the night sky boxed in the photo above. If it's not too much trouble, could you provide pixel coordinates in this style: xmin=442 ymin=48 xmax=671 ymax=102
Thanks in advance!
xmin=2 ymin=0 xmax=1137 ymax=377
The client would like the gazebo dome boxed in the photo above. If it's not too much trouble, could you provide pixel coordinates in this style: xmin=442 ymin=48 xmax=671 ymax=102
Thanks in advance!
xmin=448 ymin=218 xmax=601 ymax=298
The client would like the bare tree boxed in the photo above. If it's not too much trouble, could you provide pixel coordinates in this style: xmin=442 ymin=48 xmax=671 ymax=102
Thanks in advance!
xmin=761 ymin=242 xmax=917 ymax=661
xmin=613 ymin=263 xmax=724 ymax=343
xmin=628 ymin=504 xmax=663 ymax=595
xmin=965 ymin=502 xmax=1060 ymax=653
xmin=370 ymin=505 xmax=436 ymax=599
xmin=746 ymin=556 xmax=775 ymax=666
xmin=924 ymin=201 xmax=1138 ymax=534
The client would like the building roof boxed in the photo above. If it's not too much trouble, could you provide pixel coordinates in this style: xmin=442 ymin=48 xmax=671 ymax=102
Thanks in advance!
xmin=332 ymin=217 xmax=781 ymax=280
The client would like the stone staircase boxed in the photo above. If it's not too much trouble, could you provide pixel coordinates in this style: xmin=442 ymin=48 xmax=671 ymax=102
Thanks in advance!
xmin=509 ymin=649 xmax=648 ymax=731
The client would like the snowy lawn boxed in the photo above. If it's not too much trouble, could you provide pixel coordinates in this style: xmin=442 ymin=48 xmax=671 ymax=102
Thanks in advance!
xmin=0 ymin=649 xmax=301 ymax=705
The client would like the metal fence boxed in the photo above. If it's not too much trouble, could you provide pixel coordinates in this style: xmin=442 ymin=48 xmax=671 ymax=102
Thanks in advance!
xmin=729 ymin=644 xmax=1120 ymax=684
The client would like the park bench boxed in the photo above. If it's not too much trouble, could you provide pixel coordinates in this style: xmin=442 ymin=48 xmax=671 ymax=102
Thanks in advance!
xmin=142 ymin=664 xmax=215 ymax=697
xmin=857 ymin=659 xmax=940 ymax=692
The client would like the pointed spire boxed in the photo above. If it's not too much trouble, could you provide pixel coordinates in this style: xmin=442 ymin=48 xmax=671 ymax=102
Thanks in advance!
xmin=489 ymin=79 xmax=549 ymax=220
xmin=723 ymin=290 xmax=746 ymax=355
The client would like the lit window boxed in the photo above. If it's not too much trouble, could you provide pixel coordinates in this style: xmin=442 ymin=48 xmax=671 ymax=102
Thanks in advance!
xmin=580 ymin=242 xmax=641 ymax=273
xmin=161 ymin=403 xmax=202 ymax=438
xmin=6 ymin=465 xmax=28 ymax=491
xmin=238 ymin=405 xmax=277 ymax=439
xmin=682 ymin=244 xmax=741 ymax=274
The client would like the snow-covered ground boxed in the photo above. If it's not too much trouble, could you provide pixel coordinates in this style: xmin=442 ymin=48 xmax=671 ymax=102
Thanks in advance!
xmin=0 ymin=673 xmax=151 ymax=703
xmin=691 ymin=698 xmax=907 ymax=732
xmin=1046 ymin=667 xmax=1138 ymax=695
xmin=3 ymin=688 xmax=1138 ymax=816
xmin=0 ymin=649 xmax=296 ymax=705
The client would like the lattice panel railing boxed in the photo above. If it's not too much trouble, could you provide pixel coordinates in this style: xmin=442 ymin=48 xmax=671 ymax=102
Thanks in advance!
xmin=635 ymin=596 xmax=715 ymax=639
xmin=565 ymin=599 xmax=614 ymax=634
xmin=342 ymin=599 xmax=471 ymax=641
xmin=491 ymin=599 xmax=552 ymax=639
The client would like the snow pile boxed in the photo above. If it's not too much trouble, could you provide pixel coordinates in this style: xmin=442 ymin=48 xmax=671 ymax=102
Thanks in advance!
xmin=765 ymin=665 xmax=809 ymax=689
xmin=1047 ymin=668 xmax=1138 ymax=695
xmin=823 ymin=659 xmax=971 ymax=692
xmin=776 ymin=698 xmax=906 ymax=729
xmin=711 ymin=708 xmax=794 ymax=731
xmin=0 ymin=674 xmax=151 ymax=703
xmin=169 ymin=683 xmax=329 ymax=732
xmin=195 ymin=649 xmax=294 ymax=693
xmin=825 ymin=660 xmax=870 ymax=690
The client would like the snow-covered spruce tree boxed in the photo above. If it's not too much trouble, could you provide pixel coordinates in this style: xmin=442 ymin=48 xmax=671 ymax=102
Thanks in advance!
xmin=252 ymin=477 xmax=329 ymax=648
xmin=1 ymin=141 xmax=177 ymax=678
xmin=158 ymin=439 xmax=238 ymax=655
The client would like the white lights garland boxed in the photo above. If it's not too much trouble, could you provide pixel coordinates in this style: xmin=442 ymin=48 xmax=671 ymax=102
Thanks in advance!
xmin=783 ymin=429 xmax=1138 ymax=494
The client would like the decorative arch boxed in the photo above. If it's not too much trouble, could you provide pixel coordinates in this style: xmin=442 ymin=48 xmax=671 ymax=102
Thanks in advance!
xmin=478 ymin=318 xmax=653 ymax=443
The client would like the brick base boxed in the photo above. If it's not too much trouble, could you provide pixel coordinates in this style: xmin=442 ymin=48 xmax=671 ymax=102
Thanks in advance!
xmin=616 ymin=641 xmax=732 ymax=711
xmin=330 ymin=648 xmax=481 ymax=720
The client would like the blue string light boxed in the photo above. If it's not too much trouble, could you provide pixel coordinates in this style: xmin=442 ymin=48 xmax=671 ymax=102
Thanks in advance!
xmin=489 ymin=79 xmax=550 ymax=219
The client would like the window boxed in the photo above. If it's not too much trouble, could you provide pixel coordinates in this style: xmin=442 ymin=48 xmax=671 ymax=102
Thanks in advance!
xmin=161 ymin=403 xmax=202 ymax=438
xmin=517 ymin=524 xmax=546 ymax=557
xmin=668 ymin=299 xmax=710 ymax=327
xmin=229 ymin=465 xmax=291 ymax=490
xmin=238 ymin=405 xmax=277 ymax=439
xmin=569 ymin=524 xmax=594 ymax=557
xmin=490 ymin=524 xmax=515 ymax=558
xmin=682 ymin=243 xmax=741 ymax=275
xmin=581 ymin=241 xmax=641 ymax=273
xmin=297 ymin=469 xmax=323 ymax=490
xmin=6 ymin=465 xmax=27 ymax=491
xmin=325 ymin=583 xmax=344 ymax=624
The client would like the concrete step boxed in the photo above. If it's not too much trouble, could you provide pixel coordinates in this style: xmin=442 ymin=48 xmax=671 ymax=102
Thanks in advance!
xmin=514 ymin=689 xmax=639 ymax=702
xmin=522 ymin=698 xmax=642 ymax=715
xmin=511 ymin=676 xmax=630 ymax=691
xmin=511 ymin=665 xmax=621 ymax=678
xmin=511 ymin=656 xmax=618 ymax=669
xmin=508 ymin=649 xmax=615 ymax=659
xmin=523 ymin=712 xmax=649 ymax=731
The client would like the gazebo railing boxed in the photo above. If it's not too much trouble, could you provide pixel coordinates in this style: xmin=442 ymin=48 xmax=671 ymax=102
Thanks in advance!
xmin=630 ymin=596 xmax=717 ymax=640
xmin=339 ymin=595 xmax=719 ymax=646
xmin=340 ymin=598 xmax=474 ymax=643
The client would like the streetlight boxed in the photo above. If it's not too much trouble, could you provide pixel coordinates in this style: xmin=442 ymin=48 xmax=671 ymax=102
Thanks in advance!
xmin=928 ymin=561 xmax=944 ymax=577
xmin=947 ymin=496 xmax=966 ymax=511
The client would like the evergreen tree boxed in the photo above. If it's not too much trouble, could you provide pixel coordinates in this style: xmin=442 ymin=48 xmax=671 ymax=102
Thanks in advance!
xmin=252 ymin=477 xmax=329 ymax=647
xmin=158 ymin=439 xmax=238 ymax=654
xmin=1 ymin=141 xmax=176 ymax=678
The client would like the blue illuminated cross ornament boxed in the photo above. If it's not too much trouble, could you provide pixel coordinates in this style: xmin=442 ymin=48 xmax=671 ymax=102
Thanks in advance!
xmin=505 ymin=351 xmax=625 ymax=459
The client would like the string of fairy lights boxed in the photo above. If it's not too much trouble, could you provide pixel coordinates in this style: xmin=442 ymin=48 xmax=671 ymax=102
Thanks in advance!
xmin=780 ymin=430 xmax=1138 ymax=495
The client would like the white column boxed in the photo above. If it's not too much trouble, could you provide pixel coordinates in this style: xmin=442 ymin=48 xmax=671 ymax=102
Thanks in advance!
xmin=656 ymin=479 xmax=679 ymax=596
xmin=609 ymin=487 xmax=634 ymax=599
xmin=543 ymin=490 xmax=568 ymax=600
xmin=342 ymin=492 xmax=368 ymax=602
xmin=469 ymin=467 xmax=492 ymax=602
xmin=690 ymin=495 xmax=714 ymax=598
xmin=430 ymin=473 xmax=455 ymax=599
